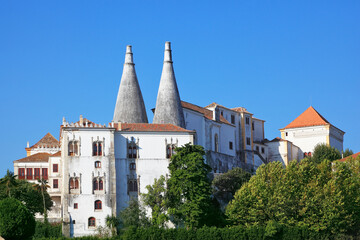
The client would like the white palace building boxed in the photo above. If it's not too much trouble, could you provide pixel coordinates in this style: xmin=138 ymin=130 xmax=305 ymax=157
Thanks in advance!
xmin=13 ymin=42 xmax=344 ymax=237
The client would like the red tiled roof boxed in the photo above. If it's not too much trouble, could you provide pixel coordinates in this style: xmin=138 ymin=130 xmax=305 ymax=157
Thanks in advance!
xmin=181 ymin=101 xmax=232 ymax=125
xmin=52 ymin=151 xmax=61 ymax=157
xmin=339 ymin=152 xmax=360 ymax=162
xmin=29 ymin=133 xmax=59 ymax=149
xmin=283 ymin=106 xmax=330 ymax=129
xmin=14 ymin=153 xmax=51 ymax=163
xmin=114 ymin=123 xmax=193 ymax=132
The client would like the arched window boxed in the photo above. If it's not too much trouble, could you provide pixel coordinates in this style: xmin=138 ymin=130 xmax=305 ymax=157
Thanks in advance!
xmin=166 ymin=144 xmax=176 ymax=159
xmin=92 ymin=141 xmax=103 ymax=156
xmin=128 ymin=142 xmax=137 ymax=159
xmin=94 ymin=200 xmax=102 ymax=210
xmin=214 ymin=134 xmax=219 ymax=152
xmin=93 ymin=179 xmax=99 ymax=191
xmin=99 ymin=179 xmax=103 ymax=190
xmin=70 ymin=177 xmax=79 ymax=190
xmin=88 ymin=217 xmax=96 ymax=227
xmin=130 ymin=163 xmax=136 ymax=170
xmin=95 ymin=161 xmax=101 ymax=168
xmin=68 ymin=141 xmax=79 ymax=156
xmin=128 ymin=179 xmax=138 ymax=193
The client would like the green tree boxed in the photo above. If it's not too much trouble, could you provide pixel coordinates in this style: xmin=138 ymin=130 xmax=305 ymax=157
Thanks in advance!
xmin=32 ymin=178 xmax=51 ymax=222
xmin=141 ymin=175 xmax=168 ymax=227
xmin=311 ymin=143 xmax=341 ymax=164
xmin=343 ymin=148 xmax=354 ymax=158
xmin=226 ymin=159 xmax=360 ymax=235
xmin=212 ymin=167 xmax=251 ymax=207
xmin=106 ymin=215 xmax=119 ymax=236
xmin=118 ymin=198 xmax=150 ymax=229
xmin=167 ymin=144 xmax=213 ymax=228
xmin=0 ymin=198 xmax=36 ymax=240
xmin=0 ymin=170 xmax=18 ymax=197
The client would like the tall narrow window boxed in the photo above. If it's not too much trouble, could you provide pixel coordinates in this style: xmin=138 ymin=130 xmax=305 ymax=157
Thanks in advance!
xmin=18 ymin=168 xmax=25 ymax=179
xmin=92 ymin=141 xmax=103 ymax=156
xmin=127 ymin=140 xmax=137 ymax=159
xmin=34 ymin=168 xmax=40 ymax=179
xmin=231 ymin=115 xmax=235 ymax=124
xmin=94 ymin=200 xmax=102 ymax=210
xmin=68 ymin=141 xmax=79 ymax=156
xmin=229 ymin=141 xmax=233 ymax=150
xmin=252 ymin=122 xmax=254 ymax=131
xmin=128 ymin=179 xmax=138 ymax=192
xmin=53 ymin=164 xmax=58 ymax=173
xmin=214 ymin=134 xmax=219 ymax=152
xmin=53 ymin=179 xmax=58 ymax=189
xmin=42 ymin=168 xmax=48 ymax=180
xmin=93 ymin=179 xmax=99 ymax=191
xmin=246 ymin=117 xmax=250 ymax=125
xmin=166 ymin=144 xmax=176 ymax=159
xmin=246 ymin=137 xmax=251 ymax=146
xmin=26 ymin=168 xmax=33 ymax=180
xmin=88 ymin=217 xmax=96 ymax=227
xmin=99 ymin=179 xmax=103 ymax=190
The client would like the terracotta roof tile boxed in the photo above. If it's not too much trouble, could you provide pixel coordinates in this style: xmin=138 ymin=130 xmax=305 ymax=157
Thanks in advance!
xmin=231 ymin=107 xmax=251 ymax=114
xmin=30 ymin=133 xmax=59 ymax=149
xmin=339 ymin=152 xmax=360 ymax=162
xmin=114 ymin=123 xmax=193 ymax=132
xmin=283 ymin=106 xmax=330 ymax=129
xmin=14 ymin=153 xmax=51 ymax=163
xmin=52 ymin=151 xmax=61 ymax=157
xmin=181 ymin=101 xmax=232 ymax=125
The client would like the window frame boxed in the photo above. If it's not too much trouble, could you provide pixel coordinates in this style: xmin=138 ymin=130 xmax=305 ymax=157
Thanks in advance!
xmin=88 ymin=217 xmax=96 ymax=227
xmin=53 ymin=179 xmax=59 ymax=189
xmin=94 ymin=200 xmax=102 ymax=210
xmin=53 ymin=164 xmax=58 ymax=173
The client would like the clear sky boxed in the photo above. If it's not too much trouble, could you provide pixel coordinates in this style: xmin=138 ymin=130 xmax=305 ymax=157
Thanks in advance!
xmin=1 ymin=1 xmax=359 ymax=177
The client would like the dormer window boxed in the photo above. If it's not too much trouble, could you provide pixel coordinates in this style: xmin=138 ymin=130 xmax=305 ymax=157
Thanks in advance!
xmin=93 ymin=141 xmax=103 ymax=156
xmin=68 ymin=141 xmax=79 ymax=156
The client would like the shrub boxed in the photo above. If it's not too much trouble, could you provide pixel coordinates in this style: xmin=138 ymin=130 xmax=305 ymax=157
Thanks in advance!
xmin=0 ymin=198 xmax=36 ymax=240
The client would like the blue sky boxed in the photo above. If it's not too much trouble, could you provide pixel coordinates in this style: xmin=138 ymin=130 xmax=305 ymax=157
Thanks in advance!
xmin=1 ymin=1 xmax=359 ymax=177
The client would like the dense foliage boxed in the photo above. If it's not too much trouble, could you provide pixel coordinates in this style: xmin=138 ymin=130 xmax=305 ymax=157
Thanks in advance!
xmin=343 ymin=148 xmax=354 ymax=158
xmin=212 ymin=167 xmax=251 ymax=208
xmin=118 ymin=198 xmax=150 ymax=229
xmin=141 ymin=175 xmax=168 ymax=227
xmin=0 ymin=198 xmax=36 ymax=240
xmin=226 ymin=159 xmax=360 ymax=235
xmin=311 ymin=143 xmax=341 ymax=163
xmin=166 ymin=144 xmax=213 ymax=228
xmin=0 ymin=171 xmax=53 ymax=215
xmin=33 ymin=221 xmax=62 ymax=238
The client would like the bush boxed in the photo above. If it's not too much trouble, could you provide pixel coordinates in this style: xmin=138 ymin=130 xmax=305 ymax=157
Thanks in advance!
xmin=33 ymin=221 xmax=62 ymax=238
xmin=0 ymin=198 xmax=36 ymax=240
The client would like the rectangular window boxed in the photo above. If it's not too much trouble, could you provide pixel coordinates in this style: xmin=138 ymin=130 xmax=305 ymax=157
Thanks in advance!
xmin=229 ymin=141 xmax=233 ymax=150
xmin=256 ymin=146 xmax=259 ymax=152
xmin=18 ymin=168 xmax=25 ymax=179
xmin=42 ymin=168 xmax=48 ymax=180
xmin=128 ymin=180 xmax=138 ymax=192
xmin=74 ymin=203 xmax=78 ymax=209
xmin=261 ymin=147 xmax=265 ymax=154
xmin=285 ymin=132 xmax=288 ymax=136
xmin=26 ymin=168 xmax=33 ymax=180
xmin=34 ymin=168 xmax=40 ymax=179
xmin=246 ymin=137 xmax=251 ymax=145
xmin=53 ymin=164 xmax=58 ymax=173
xmin=252 ymin=122 xmax=254 ymax=131
xmin=53 ymin=179 xmax=58 ymax=189
xmin=231 ymin=115 xmax=235 ymax=124
xmin=246 ymin=117 xmax=250 ymax=125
